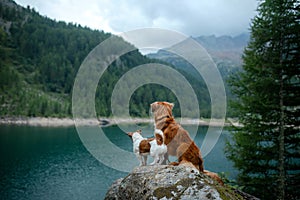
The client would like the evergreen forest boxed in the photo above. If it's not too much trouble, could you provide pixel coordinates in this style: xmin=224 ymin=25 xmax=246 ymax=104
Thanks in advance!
xmin=0 ymin=0 xmax=214 ymax=118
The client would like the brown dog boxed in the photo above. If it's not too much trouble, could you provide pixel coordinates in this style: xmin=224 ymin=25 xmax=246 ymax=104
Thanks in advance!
xmin=150 ymin=101 xmax=223 ymax=184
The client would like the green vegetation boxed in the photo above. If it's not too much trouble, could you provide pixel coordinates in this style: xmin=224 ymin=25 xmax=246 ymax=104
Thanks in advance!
xmin=226 ymin=0 xmax=300 ymax=199
xmin=0 ymin=0 xmax=109 ymax=117
xmin=0 ymin=0 xmax=212 ymax=118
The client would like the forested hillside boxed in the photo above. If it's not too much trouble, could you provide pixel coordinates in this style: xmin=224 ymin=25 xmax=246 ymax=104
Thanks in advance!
xmin=0 ymin=0 xmax=213 ymax=118
xmin=0 ymin=0 xmax=110 ymax=117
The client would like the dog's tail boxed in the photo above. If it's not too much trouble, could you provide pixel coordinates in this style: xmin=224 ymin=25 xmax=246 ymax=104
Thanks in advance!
xmin=154 ymin=129 xmax=164 ymax=145
xmin=204 ymin=170 xmax=224 ymax=185
xmin=198 ymin=155 xmax=204 ymax=173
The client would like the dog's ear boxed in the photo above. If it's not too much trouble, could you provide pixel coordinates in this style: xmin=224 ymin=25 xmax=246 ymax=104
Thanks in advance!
xmin=150 ymin=102 xmax=158 ymax=112
xmin=168 ymin=102 xmax=174 ymax=110
xmin=163 ymin=102 xmax=174 ymax=110
xmin=127 ymin=132 xmax=133 ymax=137
xmin=137 ymin=129 xmax=142 ymax=133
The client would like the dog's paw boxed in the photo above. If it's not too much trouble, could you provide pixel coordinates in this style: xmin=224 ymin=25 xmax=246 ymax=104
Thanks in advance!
xmin=149 ymin=162 xmax=155 ymax=165
xmin=169 ymin=162 xmax=179 ymax=166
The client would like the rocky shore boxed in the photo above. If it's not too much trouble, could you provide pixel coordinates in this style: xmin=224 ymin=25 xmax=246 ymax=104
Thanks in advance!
xmin=0 ymin=117 xmax=102 ymax=127
xmin=0 ymin=117 xmax=232 ymax=127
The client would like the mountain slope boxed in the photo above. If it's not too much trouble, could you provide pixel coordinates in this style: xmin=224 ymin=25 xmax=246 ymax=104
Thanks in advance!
xmin=0 ymin=0 xmax=111 ymax=117
xmin=194 ymin=34 xmax=249 ymax=74
xmin=147 ymin=34 xmax=250 ymax=116
xmin=0 ymin=0 xmax=213 ymax=118
xmin=147 ymin=34 xmax=249 ymax=77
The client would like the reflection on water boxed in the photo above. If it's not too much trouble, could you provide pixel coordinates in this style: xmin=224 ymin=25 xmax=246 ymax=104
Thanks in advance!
xmin=0 ymin=124 xmax=237 ymax=200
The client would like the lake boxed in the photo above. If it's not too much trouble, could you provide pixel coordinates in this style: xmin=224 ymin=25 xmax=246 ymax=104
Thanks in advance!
xmin=0 ymin=124 xmax=238 ymax=200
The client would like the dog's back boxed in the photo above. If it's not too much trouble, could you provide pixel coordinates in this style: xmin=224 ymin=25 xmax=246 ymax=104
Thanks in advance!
xmin=139 ymin=138 xmax=154 ymax=155
xmin=163 ymin=119 xmax=204 ymax=172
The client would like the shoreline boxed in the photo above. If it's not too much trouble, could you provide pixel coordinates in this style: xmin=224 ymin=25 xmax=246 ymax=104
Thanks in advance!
xmin=0 ymin=117 xmax=234 ymax=127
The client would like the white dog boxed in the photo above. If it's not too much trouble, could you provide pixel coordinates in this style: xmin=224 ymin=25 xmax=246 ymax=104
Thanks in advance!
xmin=127 ymin=129 xmax=167 ymax=166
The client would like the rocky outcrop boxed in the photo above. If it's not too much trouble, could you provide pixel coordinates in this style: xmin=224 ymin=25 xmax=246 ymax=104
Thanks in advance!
xmin=105 ymin=165 xmax=259 ymax=200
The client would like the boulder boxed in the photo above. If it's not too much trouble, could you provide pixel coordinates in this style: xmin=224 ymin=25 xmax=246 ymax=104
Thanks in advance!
xmin=105 ymin=165 xmax=259 ymax=200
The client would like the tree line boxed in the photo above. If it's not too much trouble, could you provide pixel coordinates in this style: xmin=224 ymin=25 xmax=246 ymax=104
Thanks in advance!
xmin=226 ymin=0 xmax=300 ymax=199
xmin=0 ymin=0 xmax=212 ymax=118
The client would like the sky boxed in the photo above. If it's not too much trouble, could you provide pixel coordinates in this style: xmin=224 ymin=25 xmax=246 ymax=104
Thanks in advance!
xmin=14 ymin=0 xmax=258 ymax=37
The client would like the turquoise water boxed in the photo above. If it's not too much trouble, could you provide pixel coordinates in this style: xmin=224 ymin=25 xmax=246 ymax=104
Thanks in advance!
xmin=0 ymin=124 xmax=238 ymax=200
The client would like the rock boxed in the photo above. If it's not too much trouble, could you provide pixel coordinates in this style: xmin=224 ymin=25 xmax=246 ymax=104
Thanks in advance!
xmin=104 ymin=165 xmax=259 ymax=200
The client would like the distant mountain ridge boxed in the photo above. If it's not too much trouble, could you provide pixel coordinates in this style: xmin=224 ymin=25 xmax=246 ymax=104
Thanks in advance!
xmin=148 ymin=33 xmax=249 ymax=69
xmin=194 ymin=33 xmax=249 ymax=67
xmin=194 ymin=33 xmax=249 ymax=51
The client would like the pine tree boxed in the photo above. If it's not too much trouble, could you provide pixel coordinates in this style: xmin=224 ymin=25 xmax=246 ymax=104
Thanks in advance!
xmin=226 ymin=0 xmax=300 ymax=199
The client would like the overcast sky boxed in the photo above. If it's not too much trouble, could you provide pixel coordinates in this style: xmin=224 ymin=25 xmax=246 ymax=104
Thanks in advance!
xmin=14 ymin=0 xmax=258 ymax=37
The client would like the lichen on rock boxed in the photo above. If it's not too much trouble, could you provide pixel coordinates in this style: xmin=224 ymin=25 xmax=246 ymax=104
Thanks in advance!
xmin=104 ymin=165 xmax=259 ymax=200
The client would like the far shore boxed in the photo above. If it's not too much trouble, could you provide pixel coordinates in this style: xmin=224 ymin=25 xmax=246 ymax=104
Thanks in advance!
xmin=0 ymin=116 xmax=237 ymax=127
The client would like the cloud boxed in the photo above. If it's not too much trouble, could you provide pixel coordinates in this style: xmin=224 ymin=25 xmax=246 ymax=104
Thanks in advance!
xmin=15 ymin=0 xmax=258 ymax=36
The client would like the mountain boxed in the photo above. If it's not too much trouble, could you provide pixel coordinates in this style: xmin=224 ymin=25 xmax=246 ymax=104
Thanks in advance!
xmin=147 ymin=34 xmax=249 ymax=77
xmin=0 ymin=0 xmax=214 ymax=118
xmin=194 ymin=34 xmax=249 ymax=69
xmin=195 ymin=34 xmax=249 ymax=51
xmin=147 ymin=34 xmax=250 ymax=116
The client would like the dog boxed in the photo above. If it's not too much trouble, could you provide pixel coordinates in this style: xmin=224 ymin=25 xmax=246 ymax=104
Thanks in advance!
xmin=150 ymin=101 xmax=204 ymax=171
xmin=127 ymin=129 xmax=167 ymax=166
xmin=150 ymin=101 xmax=223 ymax=185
